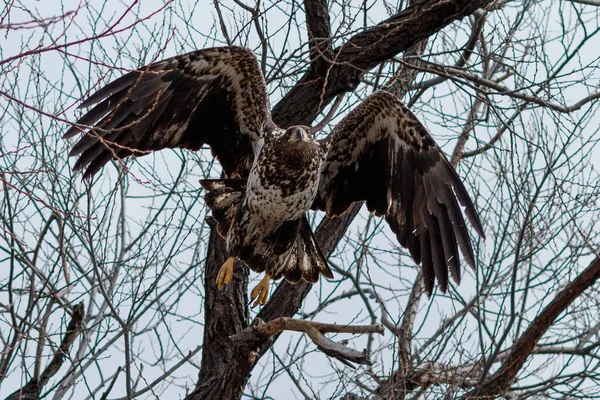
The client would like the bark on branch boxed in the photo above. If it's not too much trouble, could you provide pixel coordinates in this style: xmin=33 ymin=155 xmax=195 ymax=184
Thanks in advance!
xmin=303 ymin=0 xmax=332 ymax=72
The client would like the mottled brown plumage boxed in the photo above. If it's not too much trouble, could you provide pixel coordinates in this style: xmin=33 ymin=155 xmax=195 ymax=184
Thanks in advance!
xmin=315 ymin=91 xmax=485 ymax=294
xmin=65 ymin=46 xmax=484 ymax=299
xmin=64 ymin=46 xmax=268 ymax=178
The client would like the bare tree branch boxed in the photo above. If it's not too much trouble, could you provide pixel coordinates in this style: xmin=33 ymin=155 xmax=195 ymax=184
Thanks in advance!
xmin=272 ymin=0 xmax=495 ymax=126
xmin=465 ymin=256 xmax=600 ymax=399
xmin=6 ymin=304 xmax=84 ymax=400
xmin=408 ymin=9 xmax=486 ymax=93
xmin=232 ymin=317 xmax=384 ymax=367
xmin=406 ymin=60 xmax=600 ymax=113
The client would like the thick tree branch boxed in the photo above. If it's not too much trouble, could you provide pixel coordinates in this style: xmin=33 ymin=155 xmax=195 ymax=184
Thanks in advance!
xmin=188 ymin=205 xmax=360 ymax=400
xmin=272 ymin=0 xmax=495 ymax=126
xmin=304 ymin=0 xmax=332 ymax=72
xmin=365 ymin=257 xmax=600 ymax=399
xmin=464 ymin=256 xmax=600 ymax=399
xmin=568 ymin=0 xmax=600 ymax=6
xmin=6 ymin=304 xmax=84 ymax=400
xmin=231 ymin=317 xmax=384 ymax=367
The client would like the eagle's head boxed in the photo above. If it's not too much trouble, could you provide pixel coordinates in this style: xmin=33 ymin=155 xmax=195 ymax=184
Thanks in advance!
xmin=285 ymin=126 xmax=313 ymax=143
xmin=272 ymin=125 xmax=320 ymax=171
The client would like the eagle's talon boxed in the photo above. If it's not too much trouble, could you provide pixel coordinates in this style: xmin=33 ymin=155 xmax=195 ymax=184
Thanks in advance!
xmin=250 ymin=274 xmax=271 ymax=308
xmin=216 ymin=256 xmax=235 ymax=290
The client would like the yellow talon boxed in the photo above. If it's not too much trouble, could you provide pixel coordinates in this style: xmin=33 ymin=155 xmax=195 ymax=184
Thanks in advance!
xmin=250 ymin=274 xmax=271 ymax=308
xmin=216 ymin=257 xmax=235 ymax=290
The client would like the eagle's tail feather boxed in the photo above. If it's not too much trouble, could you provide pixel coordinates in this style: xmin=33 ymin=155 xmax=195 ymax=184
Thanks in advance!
xmin=296 ymin=215 xmax=334 ymax=282
xmin=277 ymin=215 xmax=333 ymax=284
xmin=200 ymin=178 xmax=246 ymax=238
xmin=241 ymin=215 xmax=333 ymax=285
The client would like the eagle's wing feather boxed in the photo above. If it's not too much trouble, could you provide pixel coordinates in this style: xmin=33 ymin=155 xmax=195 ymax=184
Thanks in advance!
xmin=64 ymin=46 xmax=270 ymax=178
xmin=315 ymin=91 xmax=484 ymax=295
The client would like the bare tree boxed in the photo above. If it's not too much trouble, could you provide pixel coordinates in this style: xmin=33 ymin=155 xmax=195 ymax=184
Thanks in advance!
xmin=2 ymin=1 xmax=600 ymax=399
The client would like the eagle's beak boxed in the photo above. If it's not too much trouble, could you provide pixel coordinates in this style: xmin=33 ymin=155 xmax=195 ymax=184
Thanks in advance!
xmin=296 ymin=129 xmax=311 ymax=142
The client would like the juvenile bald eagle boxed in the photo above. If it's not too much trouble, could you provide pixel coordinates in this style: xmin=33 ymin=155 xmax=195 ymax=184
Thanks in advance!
xmin=64 ymin=46 xmax=484 ymax=306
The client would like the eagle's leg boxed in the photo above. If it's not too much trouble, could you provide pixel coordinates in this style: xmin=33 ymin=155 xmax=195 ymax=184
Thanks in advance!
xmin=250 ymin=273 xmax=271 ymax=308
xmin=216 ymin=256 xmax=235 ymax=290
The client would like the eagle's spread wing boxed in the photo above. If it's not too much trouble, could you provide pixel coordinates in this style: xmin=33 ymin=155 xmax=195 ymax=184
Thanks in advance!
xmin=64 ymin=46 xmax=270 ymax=178
xmin=314 ymin=91 xmax=485 ymax=295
